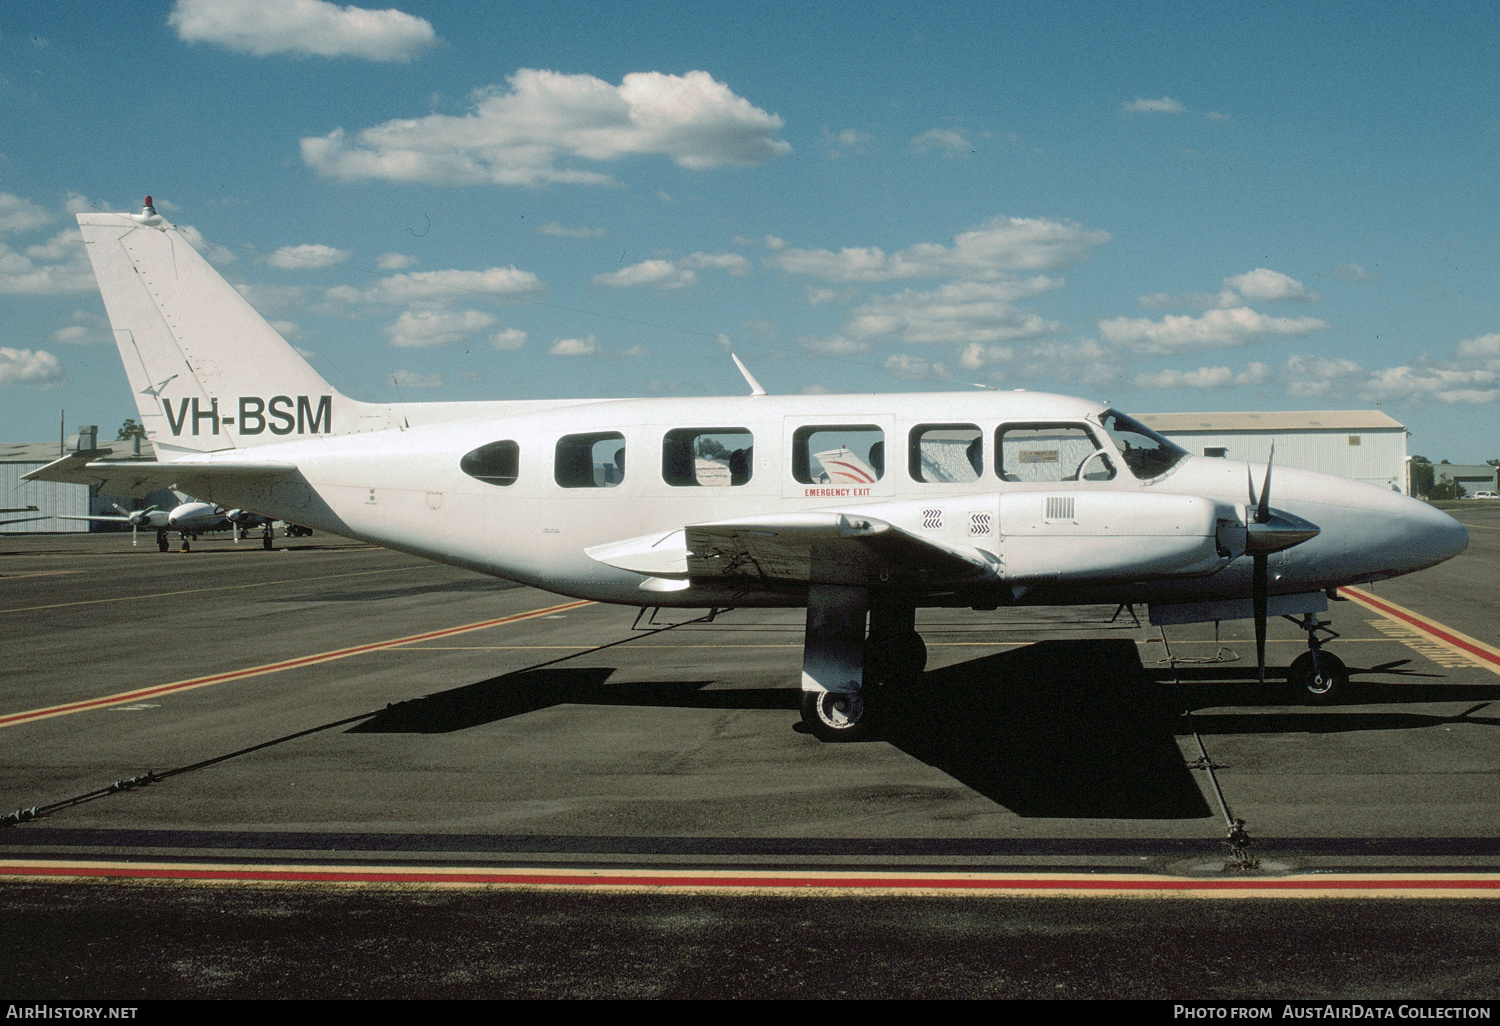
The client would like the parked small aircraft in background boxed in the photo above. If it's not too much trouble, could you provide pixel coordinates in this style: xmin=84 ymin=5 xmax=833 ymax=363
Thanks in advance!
xmin=27 ymin=200 xmax=1470 ymax=739
xmin=61 ymin=498 xmax=279 ymax=550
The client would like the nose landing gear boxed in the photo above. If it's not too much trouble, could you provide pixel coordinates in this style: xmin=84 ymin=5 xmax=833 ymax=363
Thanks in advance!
xmin=1285 ymin=611 xmax=1348 ymax=701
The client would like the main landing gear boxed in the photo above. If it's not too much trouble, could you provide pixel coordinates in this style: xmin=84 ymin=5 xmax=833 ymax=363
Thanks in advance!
xmin=798 ymin=585 xmax=927 ymax=741
xmin=1285 ymin=611 xmax=1348 ymax=701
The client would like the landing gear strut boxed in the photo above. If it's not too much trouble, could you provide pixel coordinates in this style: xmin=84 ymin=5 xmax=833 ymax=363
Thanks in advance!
xmin=1285 ymin=611 xmax=1347 ymax=701
xmin=797 ymin=588 xmax=926 ymax=741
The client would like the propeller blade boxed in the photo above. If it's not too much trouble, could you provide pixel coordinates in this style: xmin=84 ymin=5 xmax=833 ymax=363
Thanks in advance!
xmin=1253 ymin=553 xmax=1268 ymax=684
xmin=132 ymin=523 xmax=138 ymax=547
xmin=1256 ymin=445 xmax=1275 ymax=525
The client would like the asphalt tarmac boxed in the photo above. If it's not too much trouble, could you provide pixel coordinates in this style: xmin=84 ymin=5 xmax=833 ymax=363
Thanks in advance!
xmin=2 ymin=509 xmax=1498 ymax=1000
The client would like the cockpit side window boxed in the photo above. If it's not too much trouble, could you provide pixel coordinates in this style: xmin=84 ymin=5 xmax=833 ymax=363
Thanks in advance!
xmin=460 ymin=440 xmax=520 ymax=486
xmin=1098 ymin=409 xmax=1189 ymax=480
xmin=663 ymin=428 xmax=754 ymax=486
xmin=555 ymin=431 xmax=626 ymax=488
xmin=909 ymin=424 xmax=982 ymax=483
xmin=995 ymin=423 xmax=1116 ymax=483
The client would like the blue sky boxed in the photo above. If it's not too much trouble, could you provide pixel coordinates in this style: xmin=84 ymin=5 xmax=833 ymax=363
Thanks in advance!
xmin=3 ymin=0 xmax=1499 ymax=461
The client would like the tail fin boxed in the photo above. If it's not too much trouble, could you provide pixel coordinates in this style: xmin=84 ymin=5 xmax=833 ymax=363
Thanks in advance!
xmin=78 ymin=203 xmax=346 ymax=455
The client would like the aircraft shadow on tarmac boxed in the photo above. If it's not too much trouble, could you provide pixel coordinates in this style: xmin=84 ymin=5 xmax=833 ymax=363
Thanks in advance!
xmin=345 ymin=638 xmax=1498 ymax=819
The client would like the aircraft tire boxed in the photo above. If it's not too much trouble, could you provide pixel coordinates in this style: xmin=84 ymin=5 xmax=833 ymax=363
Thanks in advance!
xmin=800 ymin=689 xmax=874 ymax=742
xmin=157 ymin=533 xmax=169 ymax=552
xmin=263 ymin=534 xmax=273 ymax=550
xmin=1288 ymin=651 xmax=1347 ymax=702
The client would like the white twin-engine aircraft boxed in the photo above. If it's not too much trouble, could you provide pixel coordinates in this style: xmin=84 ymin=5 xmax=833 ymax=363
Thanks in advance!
xmin=29 ymin=200 xmax=1469 ymax=740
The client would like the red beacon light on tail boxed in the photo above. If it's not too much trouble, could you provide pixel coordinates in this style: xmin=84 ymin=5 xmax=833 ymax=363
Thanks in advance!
xmin=131 ymin=195 xmax=164 ymax=226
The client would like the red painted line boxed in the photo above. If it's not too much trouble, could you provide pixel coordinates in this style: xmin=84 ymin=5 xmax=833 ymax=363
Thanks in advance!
xmin=1341 ymin=586 xmax=1500 ymax=668
xmin=0 ymin=598 xmax=594 ymax=728
xmin=5 ymin=862 xmax=1500 ymax=895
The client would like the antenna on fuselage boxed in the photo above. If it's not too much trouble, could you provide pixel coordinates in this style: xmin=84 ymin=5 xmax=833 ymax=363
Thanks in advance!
xmin=731 ymin=353 xmax=767 ymax=397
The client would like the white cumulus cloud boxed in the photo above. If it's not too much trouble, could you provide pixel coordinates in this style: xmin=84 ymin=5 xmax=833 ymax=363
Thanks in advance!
xmin=549 ymin=336 xmax=600 ymax=356
xmin=1099 ymin=307 xmax=1329 ymax=354
xmin=491 ymin=328 xmax=526 ymax=351
xmin=844 ymin=281 xmax=1061 ymax=345
xmin=267 ymin=243 xmax=350 ymax=269
xmin=593 ymin=260 xmax=697 ymax=290
xmin=885 ymin=354 xmax=952 ymax=381
xmin=910 ymin=128 xmax=971 ymax=156
xmin=385 ymin=308 xmax=496 ymax=347
xmin=0 ymin=230 xmax=96 ymax=294
xmin=169 ymin=0 xmax=438 ymax=62
xmin=1134 ymin=366 xmax=1237 ymax=390
xmin=1224 ymin=268 xmax=1320 ymax=303
xmin=0 ymin=193 xmax=52 ymax=233
xmin=766 ymin=216 xmax=1107 ymax=281
xmin=336 ymin=266 xmax=543 ymax=307
xmin=302 ymin=68 xmax=790 ymax=186
xmin=0 ymin=347 xmax=64 ymax=386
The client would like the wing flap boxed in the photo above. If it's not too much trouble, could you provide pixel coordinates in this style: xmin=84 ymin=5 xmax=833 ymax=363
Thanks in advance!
xmin=588 ymin=511 xmax=998 ymax=588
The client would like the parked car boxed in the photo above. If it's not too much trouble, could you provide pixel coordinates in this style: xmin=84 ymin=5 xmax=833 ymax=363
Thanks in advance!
xmin=1473 ymin=490 xmax=1498 ymax=499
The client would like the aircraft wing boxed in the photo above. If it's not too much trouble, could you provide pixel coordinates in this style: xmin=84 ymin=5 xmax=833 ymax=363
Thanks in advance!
xmin=0 ymin=514 xmax=51 ymax=527
xmin=22 ymin=450 xmax=297 ymax=497
xmin=587 ymin=511 xmax=999 ymax=588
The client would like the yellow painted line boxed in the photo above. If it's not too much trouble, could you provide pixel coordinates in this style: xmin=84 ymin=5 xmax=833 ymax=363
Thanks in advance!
xmin=0 ymin=562 xmax=441 ymax=614
xmin=1341 ymin=586 xmax=1500 ymax=677
xmin=4 ymin=860 xmax=1500 ymax=897
xmin=0 ymin=599 xmax=594 ymax=728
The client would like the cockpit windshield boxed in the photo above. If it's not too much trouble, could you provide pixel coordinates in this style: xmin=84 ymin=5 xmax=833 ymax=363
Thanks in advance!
xmin=1097 ymin=409 xmax=1189 ymax=480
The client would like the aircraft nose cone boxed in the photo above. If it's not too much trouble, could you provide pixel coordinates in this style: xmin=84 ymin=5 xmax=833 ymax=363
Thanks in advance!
xmin=1417 ymin=500 xmax=1469 ymax=565
xmin=1373 ymin=491 xmax=1469 ymax=574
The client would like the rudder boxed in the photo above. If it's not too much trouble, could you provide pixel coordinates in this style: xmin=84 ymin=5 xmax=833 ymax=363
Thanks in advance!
xmin=78 ymin=204 xmax=344 ymax=454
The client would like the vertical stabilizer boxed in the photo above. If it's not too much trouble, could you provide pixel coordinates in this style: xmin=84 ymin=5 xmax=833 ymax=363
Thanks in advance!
xmin=78 ymin=205 xmax=347 ymax=454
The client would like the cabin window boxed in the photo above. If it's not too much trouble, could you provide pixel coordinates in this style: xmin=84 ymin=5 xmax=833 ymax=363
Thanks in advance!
xmin=662 ymin=428 xmax=753 ymax=487
xmin=995 ymin=423 xmax=1116 ymax=483
xmin=1098 ymin=409 xmax=1189 ymax=480
xmin=792 ymin=425 xmax=884 ymax=485
xmin=459 ymin=440 xmax=520 ymax=486
xmin=555 ymin=431 xmax=626 ymax=488
xmin=909 ymin=424 xmax=982 ymax=483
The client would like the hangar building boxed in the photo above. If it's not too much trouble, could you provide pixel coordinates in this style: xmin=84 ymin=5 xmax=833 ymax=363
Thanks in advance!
xmin=1 ymin=429 xmax=166 ymax=534
xmin=1432 ymin=463 xmax=1499 ymax=497
xmin=1136 ymin=410 xmax=1408 ymax=494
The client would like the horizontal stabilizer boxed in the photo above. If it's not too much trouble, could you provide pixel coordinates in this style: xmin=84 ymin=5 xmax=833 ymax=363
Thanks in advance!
xmin=24 ymin=454 xmax=296 ymax=497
